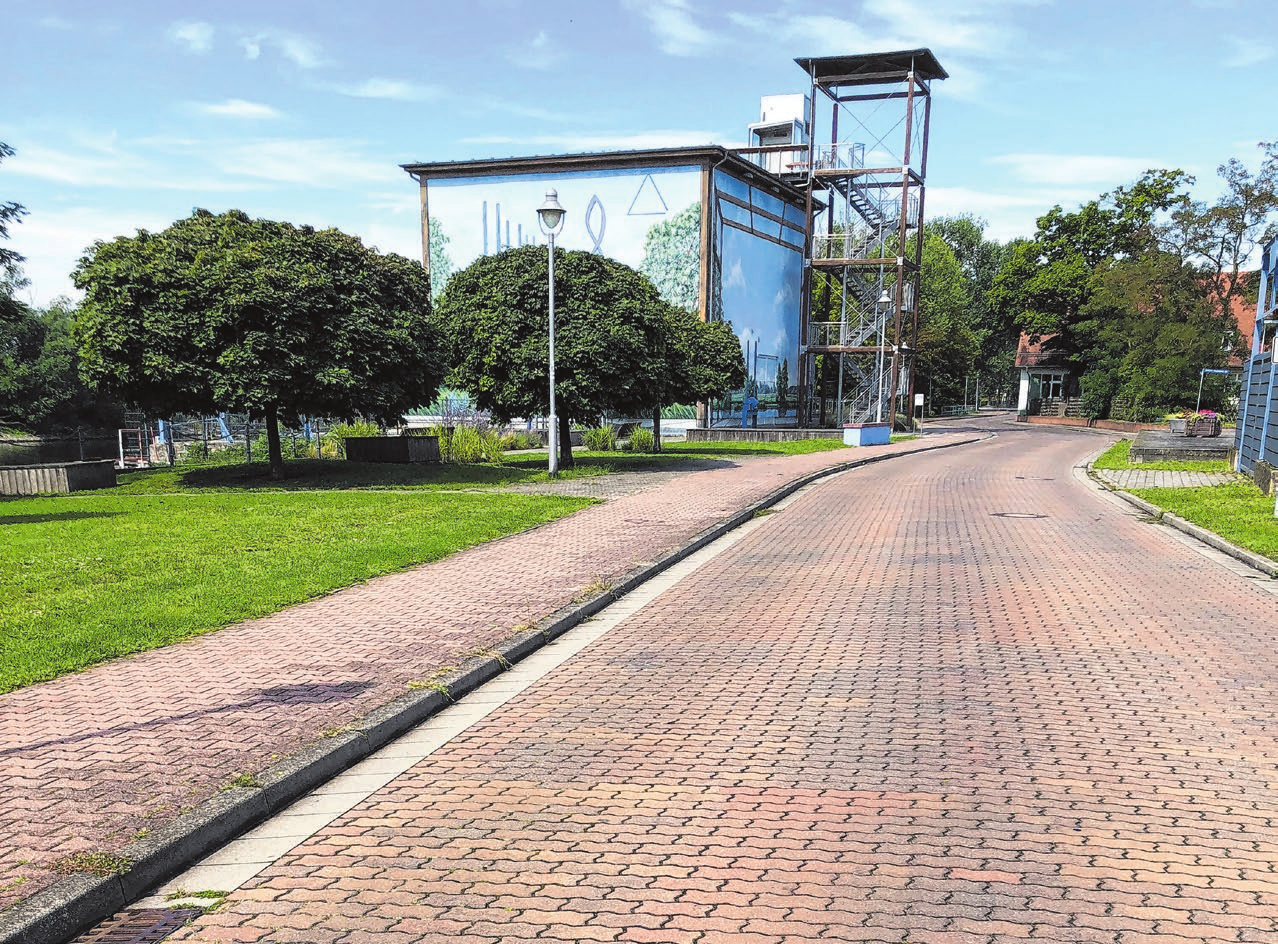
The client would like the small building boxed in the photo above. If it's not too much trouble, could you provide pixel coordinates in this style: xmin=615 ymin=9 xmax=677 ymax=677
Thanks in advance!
xmin=1014 ymin=333 xmax=1078 ymax=416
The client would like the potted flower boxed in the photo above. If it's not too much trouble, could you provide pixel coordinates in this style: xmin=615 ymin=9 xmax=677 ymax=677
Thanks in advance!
xmin=1184 ymin=410 xmax=1221 ymax=438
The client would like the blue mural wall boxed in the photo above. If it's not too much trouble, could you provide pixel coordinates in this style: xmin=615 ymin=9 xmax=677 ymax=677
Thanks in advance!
xmin=426 ymin=163 xmax=806 ymax=426
xmin=710 ymin=169 xmax=806 ymax=427
xmin=426 ymin=166 xmax=702 ymax=309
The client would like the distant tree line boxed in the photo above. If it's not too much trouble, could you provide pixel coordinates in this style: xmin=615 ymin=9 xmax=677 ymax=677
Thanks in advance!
xmin=917 ymin=142 xmax=1276 ymax=419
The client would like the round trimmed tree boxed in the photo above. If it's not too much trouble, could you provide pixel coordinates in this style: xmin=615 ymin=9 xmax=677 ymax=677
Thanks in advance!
xmin=74 ymin=209 xmax=444 ymax=477
xmin=436 ymin=245 xmax=672 ymax=468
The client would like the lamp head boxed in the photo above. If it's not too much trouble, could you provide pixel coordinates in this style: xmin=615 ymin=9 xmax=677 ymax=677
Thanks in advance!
xmin=537 ymin=189 xmax=566 ymax=235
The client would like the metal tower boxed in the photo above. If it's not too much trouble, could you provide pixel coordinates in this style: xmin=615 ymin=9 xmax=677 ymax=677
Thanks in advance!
xmin=791 ymin=49 xmax=947 ymax=429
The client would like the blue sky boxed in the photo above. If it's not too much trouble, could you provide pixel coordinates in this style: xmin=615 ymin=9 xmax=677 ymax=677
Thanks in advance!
xmin=2 ymin=0 xmax=1275 ymax=308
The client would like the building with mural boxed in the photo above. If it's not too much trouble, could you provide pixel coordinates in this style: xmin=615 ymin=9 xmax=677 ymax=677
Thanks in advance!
xmin=403 ymin=49 xmax=946 ymax=431
xmin=402 ymin=147 xmax=808 ymax=428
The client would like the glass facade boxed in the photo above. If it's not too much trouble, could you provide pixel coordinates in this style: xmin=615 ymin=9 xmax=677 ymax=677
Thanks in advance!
xmin=709 ymin=169 xmax=806 ymax=427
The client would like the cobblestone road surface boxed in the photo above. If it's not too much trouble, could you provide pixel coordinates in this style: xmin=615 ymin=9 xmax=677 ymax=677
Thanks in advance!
xmin=150 ymin=423 xmax=1278 ymax=944
xmin=2 ymin=435 xmax=974 ymax=916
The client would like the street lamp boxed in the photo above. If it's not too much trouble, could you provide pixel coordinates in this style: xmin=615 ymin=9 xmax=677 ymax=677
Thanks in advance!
xmin=537 ymin=189 xmax=566 ymax=476
xmin=875 ymin=289 xmax=892 ymax=423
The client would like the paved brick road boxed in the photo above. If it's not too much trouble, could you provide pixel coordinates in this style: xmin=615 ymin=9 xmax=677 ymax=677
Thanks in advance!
xmin=153 ymin=423 xmax=1278 ymax=944
xmin=2 ymin=435 xmax=972 ymax=916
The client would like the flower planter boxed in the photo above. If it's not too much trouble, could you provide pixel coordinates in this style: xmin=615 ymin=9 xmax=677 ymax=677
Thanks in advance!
xmin=1167 ymin=418 xmax=1187 ymax=434
xmin=1185 ymin=417 xmax=1222 ymax=438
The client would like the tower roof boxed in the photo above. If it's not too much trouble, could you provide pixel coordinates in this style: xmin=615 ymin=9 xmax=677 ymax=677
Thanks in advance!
xmin=794 ymin=49 xmax=948 ymax=86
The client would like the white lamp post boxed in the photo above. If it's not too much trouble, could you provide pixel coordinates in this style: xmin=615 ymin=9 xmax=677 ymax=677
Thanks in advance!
xmin=537 ymin=189 xmax=566 ymax=476
xmin=875 ymin=289 xmax=892 ymax=423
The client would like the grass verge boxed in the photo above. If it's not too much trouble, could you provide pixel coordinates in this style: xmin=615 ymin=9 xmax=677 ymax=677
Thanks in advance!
xmin=1094 ymin=438 xmax=1233 ymax=472
xmin=109 ymin=440 xmax=852 ymax=494
xmin=1129 ymin=481 xmax=1278 ymax=563
xmin=0 ymin=489 xmax=591 ymax=693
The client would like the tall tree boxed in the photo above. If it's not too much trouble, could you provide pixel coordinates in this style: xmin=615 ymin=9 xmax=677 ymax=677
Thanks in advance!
xmin=437 ymin=245 xmax=671 ymax=469
xmin=1076 ymin=251 xmax=1239 ymax=417
xmin=913 ymin=231 xmax=978 ymax=410
xmin=926 ymin=215 xmax=1017 ymax=405
xmin=1163 ymin=141 xmax=1277 ymax=355
xmin=987 ymin=170 xmax=1192 ymax=413
xmin=74 ymin=209 xmax=443 ymax=478
xmin=0 ymin=297 xmax=122 ymax=433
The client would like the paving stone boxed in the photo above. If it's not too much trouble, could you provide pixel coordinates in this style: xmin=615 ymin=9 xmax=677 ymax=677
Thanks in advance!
xmin=130 ymin=420 xmax=1278 ymax=943
xmin=6 ymin=435 xmax=956 ymax=914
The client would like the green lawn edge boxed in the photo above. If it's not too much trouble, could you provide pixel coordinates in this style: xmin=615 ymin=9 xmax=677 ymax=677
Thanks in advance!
xmin=1127 ymin=482 xmax=1278 ymax=564
xmin=1 ymin=490 xmax=592 ymax=694
xmin=1094 ymin=438 xmax=1233 ymax=472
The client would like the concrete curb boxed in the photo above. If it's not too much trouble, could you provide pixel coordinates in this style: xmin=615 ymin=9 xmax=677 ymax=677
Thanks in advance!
xmin=1 ymin=433 xmax=988 ymax=944
xmin=1089 ymin=467 xmax=1278 ymax=579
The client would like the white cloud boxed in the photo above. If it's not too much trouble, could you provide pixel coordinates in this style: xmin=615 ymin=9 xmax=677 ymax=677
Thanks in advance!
xmin=625 ymin=0 xmax=717 ymax=56
xmin=861 ymin=0 xmax=1027 ymax=57
xmin=239 ymin=30 xmax=325 ymax=68
xmin=364 ymin=192 xmax=418 ymax=216
xmin=730 ymin=0 xmax=1039 ymax=86
xmin=927 ymin=184 xmax=1098 ymax=243
xmin=986 ymin=153 xmax=1166 ymax=188
xmin=7 ymin=206 xmax=171 ymax=309
xmin=729 ymin=12 xmax=880 ymax=57
xmin=725 ymin=259 xmax=746 ymax=290
xmin=196 ymin=99 xmax=282 ymax=119
xmin=331 ymin=78 xmax=443 ymax=101
xmin=3 ymin=139 xmax=265 ymax=192
xmin=216 ymin=139 xmax=400 ymax=186
xmin=169 ymin=20 xmax=214 ymax=54
xmin=1224 ymin=38 xmax=1274 ymax=69
xmin=460 ymin=130 xmax=722 ymax=151
xmin=509 ymin=30 xmax=561 ymax=70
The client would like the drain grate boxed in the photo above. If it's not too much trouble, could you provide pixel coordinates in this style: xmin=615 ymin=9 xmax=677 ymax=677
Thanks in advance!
xmin=990 ymin=511 xmax=1048 ymax=519
xmin=73 ymin=908 xmax=203 ymax=943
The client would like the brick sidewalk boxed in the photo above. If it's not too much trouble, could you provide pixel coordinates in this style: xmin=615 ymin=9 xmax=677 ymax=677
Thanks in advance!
xmin=0 ymin=434 xmax=976 ymax=916
xmin=1095 ymin=468 xmax=1243 ymax=489
xmin=157 ymin=424 xmax=1278 ymax=944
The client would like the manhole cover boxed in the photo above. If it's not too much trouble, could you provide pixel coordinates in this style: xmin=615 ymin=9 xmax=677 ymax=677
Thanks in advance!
xmin=990 ymin=512 xmax=1047 ymax=519
xmin=74 ymin=908 xmax=204 ymax=943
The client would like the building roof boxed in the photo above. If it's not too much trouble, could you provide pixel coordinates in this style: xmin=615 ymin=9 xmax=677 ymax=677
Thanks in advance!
xmin=1014 ymin=333 xmax=1068 ymax=370
xmin=793 ymin=49 xmax=948 ymax=86
xmin=402 ymin=145 xmax=810 ymax=209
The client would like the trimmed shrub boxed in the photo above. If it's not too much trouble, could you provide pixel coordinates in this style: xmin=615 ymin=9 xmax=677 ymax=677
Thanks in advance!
xmin=432 ymin=424 xmax=505 ymax=464
xmin=626 ymin=427 xmax=655 ymax=453
xmin=583 ymin=426 xmax=617 ymax=452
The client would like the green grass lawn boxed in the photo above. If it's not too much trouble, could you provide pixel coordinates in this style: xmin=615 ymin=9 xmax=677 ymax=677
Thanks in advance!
xmin=1093 ymin=440 xmax=1278 ymax=562
xmin=1094 ymin=438 xmax=1233 ymax=472
xmin=0 ymin=489 xmax=591 ymax=693
xmin=1129 ymin=482 xmax=1278 ymax=563
xmin=2 ymin=438 xmax=851 ymax=693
